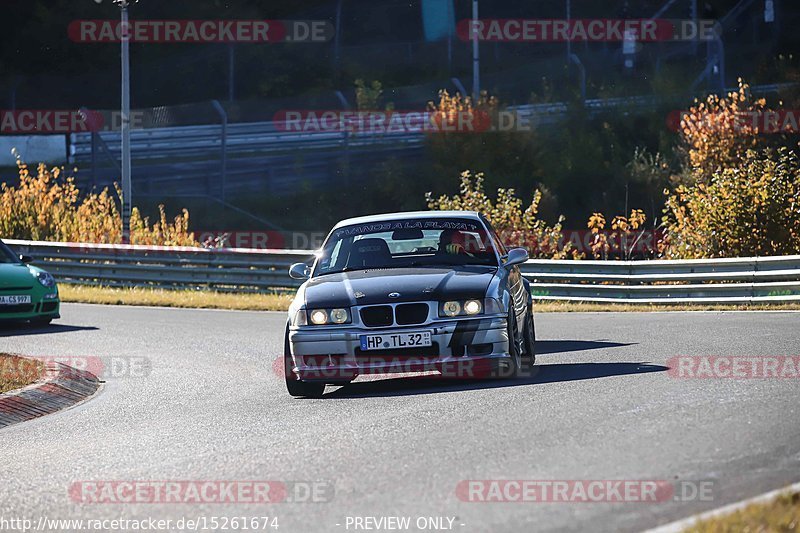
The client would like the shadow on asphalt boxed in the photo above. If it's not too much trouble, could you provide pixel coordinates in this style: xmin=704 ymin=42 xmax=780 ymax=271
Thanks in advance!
xmin=0 ymin=323 xmax=98 ymax=337
xmin=323 ymin=361 xmax=668 ymax=398
xmin=535 ymin=340 xmax=636 ymax=354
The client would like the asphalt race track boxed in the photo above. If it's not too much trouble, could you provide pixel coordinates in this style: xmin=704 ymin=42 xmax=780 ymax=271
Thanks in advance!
xmin=1 ymin=304 xmax=799 ymax=532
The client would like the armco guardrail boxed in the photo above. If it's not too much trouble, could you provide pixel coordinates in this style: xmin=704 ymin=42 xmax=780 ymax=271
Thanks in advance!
xmin=68 ymin=83 xmax=795 ymax=197
xmin=70 ymin=121 xmax=425 ymax=163
xmin=70 ymin=84 xmax=794 ymax=165
xmin=7 ymin=240 xmax=314 ymax=293
xmin=6 ymin=240 xmax=800 ymax=304
xmin=523 ymin=257 xmax=800 ymax=303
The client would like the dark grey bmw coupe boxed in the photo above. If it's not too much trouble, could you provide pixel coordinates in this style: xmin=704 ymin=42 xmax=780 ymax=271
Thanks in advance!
xmin=284 ymin=211 xmax=535 ymax=397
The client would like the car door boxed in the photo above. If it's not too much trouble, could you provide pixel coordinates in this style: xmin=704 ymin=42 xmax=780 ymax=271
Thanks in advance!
xmin=480 ymin=216 xmax=528 ymax=331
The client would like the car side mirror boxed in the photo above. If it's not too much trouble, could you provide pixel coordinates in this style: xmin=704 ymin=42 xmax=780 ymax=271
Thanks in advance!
xmin=289 ymin=262 xmax=311 ymax=280
xmin=19 ymin=255 xmax=33 ymax=264
xmin=503 ymin=247 xmax=529 ymax=269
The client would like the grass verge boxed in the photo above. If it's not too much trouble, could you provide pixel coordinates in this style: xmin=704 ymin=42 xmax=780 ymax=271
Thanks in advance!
xmin=0 ymin=354 xmax=44 ymax=394
xmin=684 ymin=491 xmax=800 ymax=532
xmin=59 ymin=285 xmax=800 ymax=313
xmin=60 ymin=285 xmax=294 ymax=311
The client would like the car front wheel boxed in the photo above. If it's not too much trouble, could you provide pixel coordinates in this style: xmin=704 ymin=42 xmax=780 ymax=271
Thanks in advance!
xmin=494 ymin=306 xmax=523 ymax=379
xmin=284 ymin=325 xmax=325 ymax=398
xmin=523 ymin=303 xmax=535 ymax=368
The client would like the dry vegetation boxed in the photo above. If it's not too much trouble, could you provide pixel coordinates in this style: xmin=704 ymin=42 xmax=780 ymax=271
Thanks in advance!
xmin=683 ymin=491 xmax=800 ymax=533
xmin=0 ymin=354 xmax=44 ymax=394
xmin=1 ymin=159 xmax=196 ymax=245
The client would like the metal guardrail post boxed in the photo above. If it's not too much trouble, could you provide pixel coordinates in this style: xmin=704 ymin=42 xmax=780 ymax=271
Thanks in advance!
xmin=568 ymin=54 xmax=586 ymax=103
xmin=753 ymin=256 xmax=759 ymax=300
xmin=211 ymin=100 xmax=228 ymax=204
xmin=78 ymin=107 xmax=99 ymax=189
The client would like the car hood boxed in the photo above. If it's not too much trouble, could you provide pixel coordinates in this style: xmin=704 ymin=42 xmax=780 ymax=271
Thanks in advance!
xmin=300 ymin=266 xmax=497 ymax=308
xmin=0 ymin=263 xmax=35 ymax=289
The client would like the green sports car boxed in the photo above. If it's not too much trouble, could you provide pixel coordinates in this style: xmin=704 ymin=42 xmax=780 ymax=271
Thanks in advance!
xmin=0 ymin=238 xmax=60 ymax=325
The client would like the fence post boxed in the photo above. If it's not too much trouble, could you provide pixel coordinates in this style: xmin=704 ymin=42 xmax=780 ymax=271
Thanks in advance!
xmin=90 ymin=132 xmax=98 ymax=189
xmin=211 ymin=100 xmax=228 ymax=205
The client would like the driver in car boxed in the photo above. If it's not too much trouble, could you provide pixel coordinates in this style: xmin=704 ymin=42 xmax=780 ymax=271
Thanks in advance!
xmin=438 ymin=229 xmax=476 ymax=257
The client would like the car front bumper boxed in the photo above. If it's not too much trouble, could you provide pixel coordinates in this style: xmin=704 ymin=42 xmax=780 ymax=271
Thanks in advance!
xmin=0 ymin=293 xmax=60 ymax=322
xmin=288 ymin=315 xmax=512 ymax=381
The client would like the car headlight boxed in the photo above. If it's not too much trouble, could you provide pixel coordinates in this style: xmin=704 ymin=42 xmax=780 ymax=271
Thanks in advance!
xmin=303 ymin=308 xmax=351 ymax=326
xmin=439 ymin=299 xmax=500 ymax=318
xmin=463 ymin=299 xmax=482 ymax=315
xmin=441 ymin=301 xmax=461 ymax=317
xmin=309 ymin=309 xmax=328 ymax=325
xmin=330 ymin=308 xmax=349 ymax=324
xmin=33 ymin=270 xmax=56 ymax=288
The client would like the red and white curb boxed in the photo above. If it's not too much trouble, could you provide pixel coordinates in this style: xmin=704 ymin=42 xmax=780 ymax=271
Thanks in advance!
xmin=0 ymin=358 xmax=100 ymax=428
xmin=644 ymin=481 xmax=800 ymax=532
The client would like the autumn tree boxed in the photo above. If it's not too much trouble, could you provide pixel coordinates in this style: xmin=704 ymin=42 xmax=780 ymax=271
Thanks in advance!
xmin=661 ymin=147 xmax=800 ymax=258
xmin=426 ymin=170 xmax=576 ymax=259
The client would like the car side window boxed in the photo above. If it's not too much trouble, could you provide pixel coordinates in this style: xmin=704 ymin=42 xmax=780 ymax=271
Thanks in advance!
xmin=317 ymin=237 xmax=350 ymax=274
xmin=481 ymin=219 xmax=508 ymax=256
xmin=0 ymin=240 xmax=18 ymax=264
xmin=492 ymin=230 xmax=508 ymax=256
xmin=328 ymin=239 xmax=343 ymax=268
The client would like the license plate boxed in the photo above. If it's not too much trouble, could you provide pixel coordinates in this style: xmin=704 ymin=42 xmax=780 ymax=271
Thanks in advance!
xmin=360 ymin=331 xmax=432 ymax=351
xmin=0 ymin=295 xmax=31 ymax=305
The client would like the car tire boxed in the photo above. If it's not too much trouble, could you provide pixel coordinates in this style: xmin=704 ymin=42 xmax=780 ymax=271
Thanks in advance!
xmin=31 ymin=318 xmax=52 ymax=326
xmin=522 ymin=303 xmax=536 ymax=368
xmin=498 ymin=306 xmax=523 ymax=379
xmin=284 ymin=325 xmax=325 ymax=398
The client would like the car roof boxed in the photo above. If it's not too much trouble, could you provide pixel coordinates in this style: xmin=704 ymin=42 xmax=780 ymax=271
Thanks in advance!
xmin=332 ymin=211 xmax=483 ymax=229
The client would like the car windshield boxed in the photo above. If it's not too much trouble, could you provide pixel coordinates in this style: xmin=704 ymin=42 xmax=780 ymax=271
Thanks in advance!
xmin=313 ymin=218 xmax=499 ymax=276
xmin=0 ymin=240 xmax=20 ymax=264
